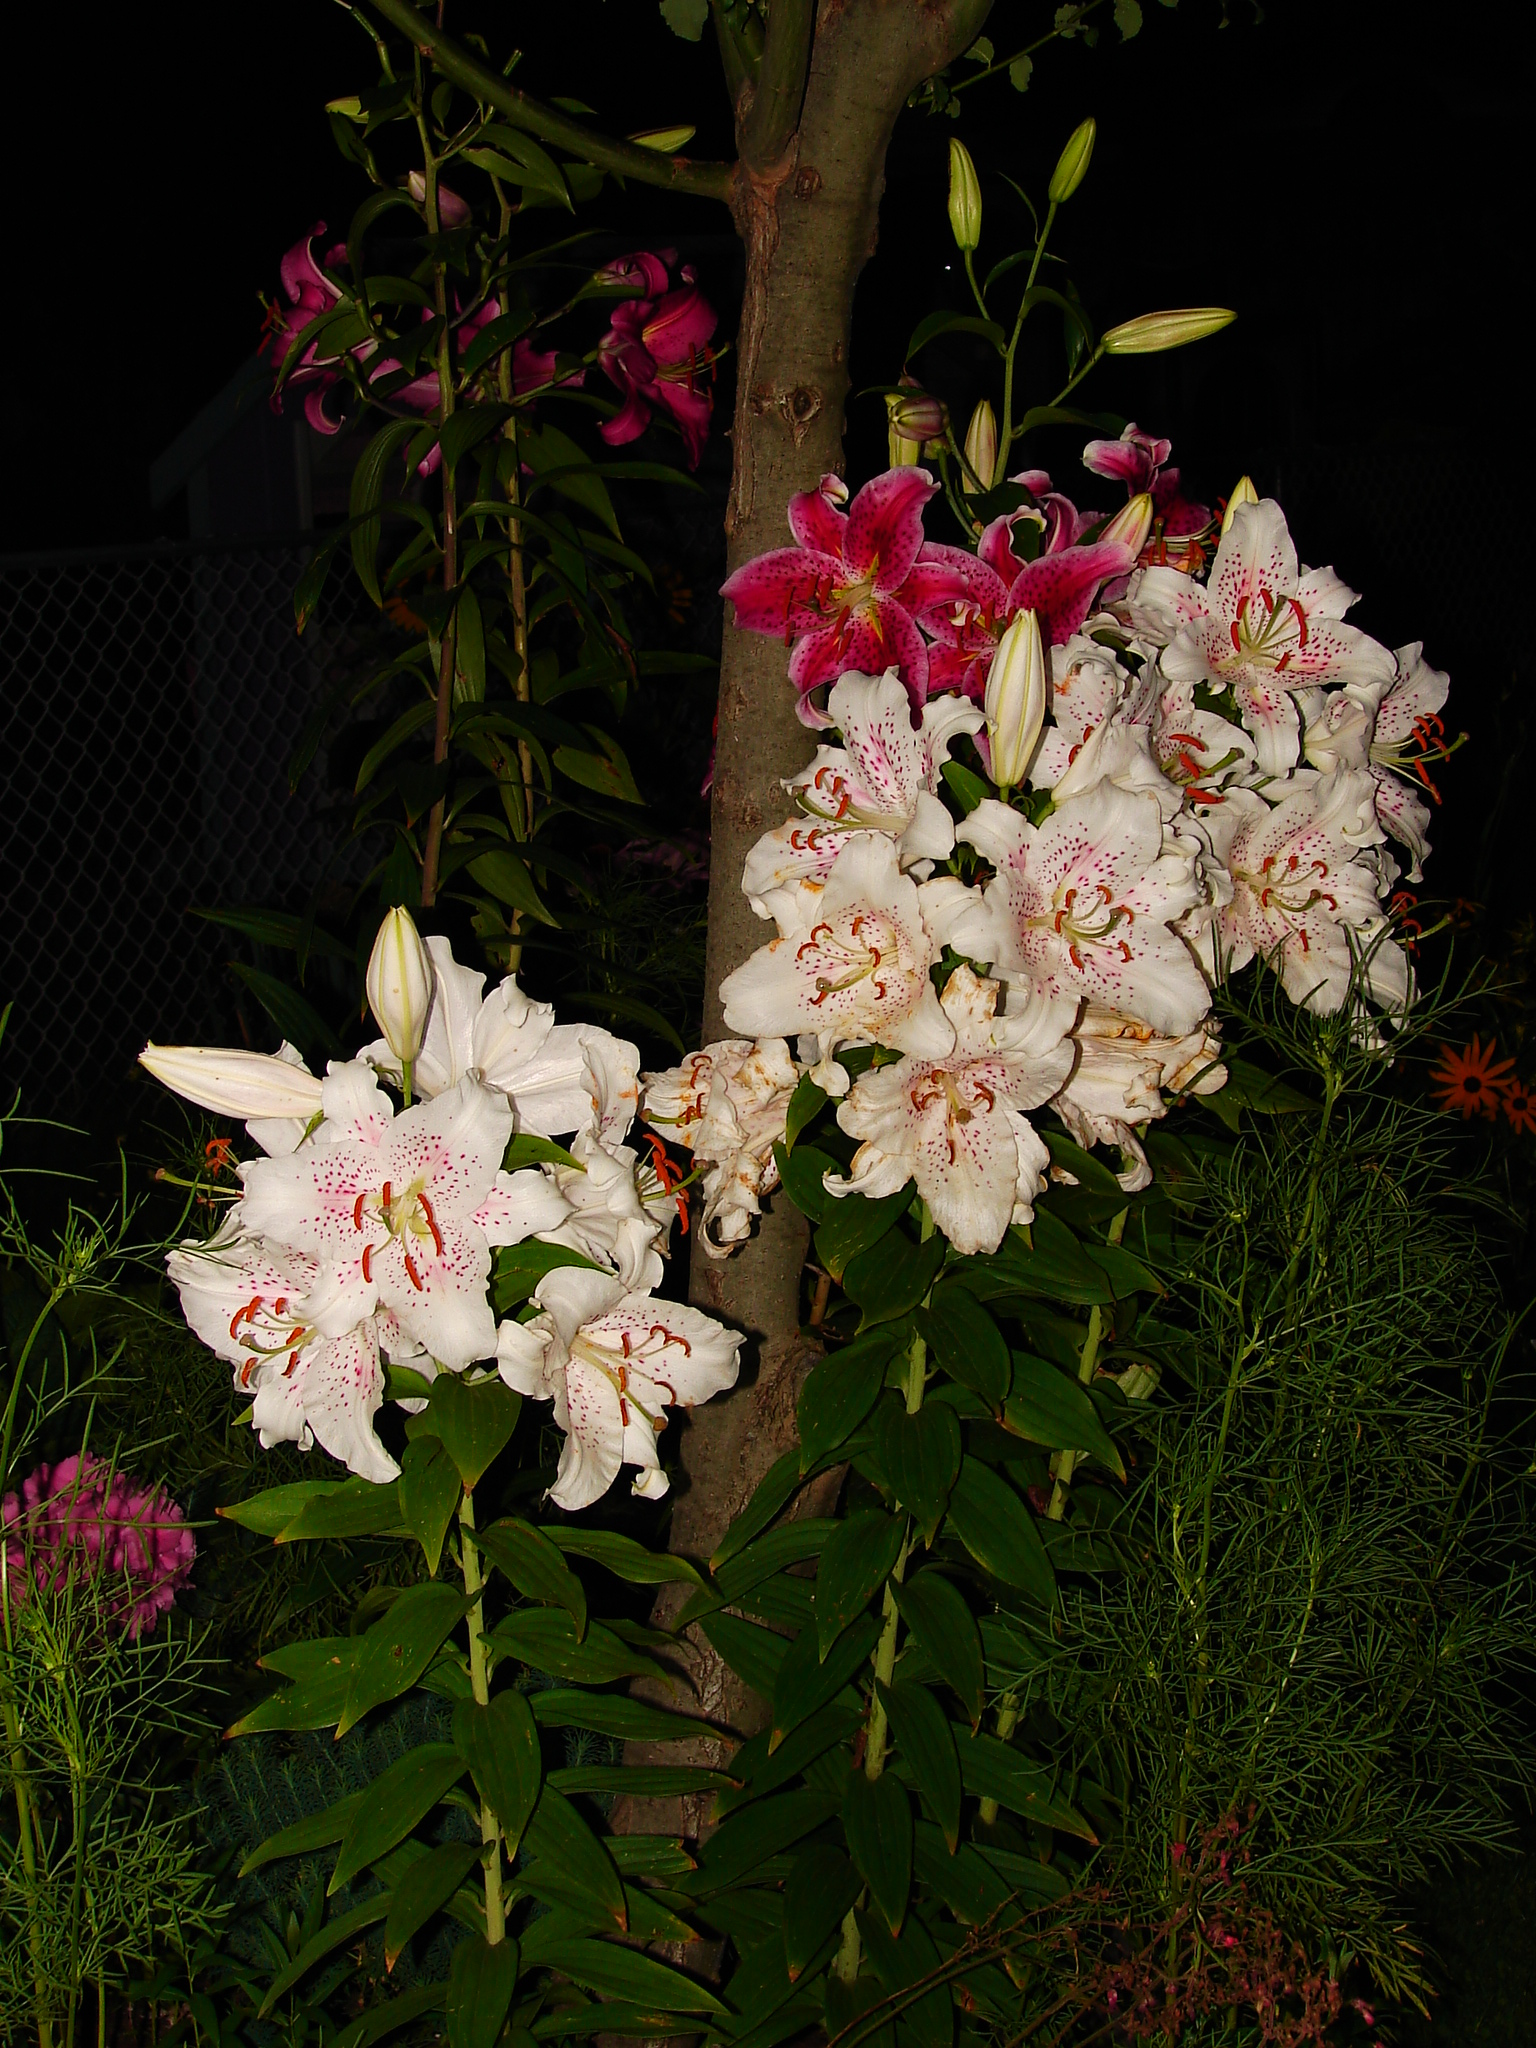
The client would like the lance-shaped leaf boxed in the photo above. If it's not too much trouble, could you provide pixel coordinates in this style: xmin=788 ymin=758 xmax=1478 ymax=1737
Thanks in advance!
xmin=1003 ymin=1354 xmax=1125 ymax=1477
xmin=678 ymin=1519 xmax=838 ymax=1628
xmin=548 ymin=1527 xmax=706 ymax=1588
xmin=529 ymin=1689 xmax=718 ymax=1745
xmin=892 ymin=1573 xmax=984 ymax=1729
xmin=447 ymin=1932 xmax=520 ymax=2048
xmin=699 ymin=1611 xmax=791 ymax=1698
xmin=384 ymin=1839 xmax=482 ymax=1967
xmin=785 ymin=1845 xmax=862 ymax=1981
xmin=877 ymin=1679 xmax=961 ymax=1852
xmin=338 ymin=1583 xmax=473 ymax=1736
xmin=522 ymin=1935 xmax=727 ymax=2014
xmin=410 ymin=1374 xmax=522 ymax=1490
xmin=258 ymin=1893 xmax=393 ymax=2016
xmin=954 ymin=1726 xmax=1096 ymax=1839
xmin=351 ymin=420 xmax=422 ymax=605
xmin=330 ymin=1744 xmax=468 ymax=1892
xmin=454 ymin=1691 xmax=542 ymax=1851
xmin=773 ymin=1140 xmax=834 ymax=1224
xmin=817 ymin=1512 xmax=905 ymax=1659
xmin=844 ymin=1230 xmax=946 ymax=1330
xmin=797 ymin=1332 xmax=896 ymax=1472
xmin=920 ymin=1287 xmax=1011 ymax=1410
xmin=945 ymin=1458 xmax=1056 ymax=1608
xmin=772 ymin=1613 xmax=881 ymax=1751
xmin=815 ymin=1183 xmax=913 ymax=1282
xmin=240 ymin=1792 xmax=362 ymax=1878
xmin=874 ymin=1399 xmax=960 ymax=1545
xmin=522 ymin=1785 xmax=626 ymax=1928
xmin=687 ymin=1787 xmax=843 ymax=1895
xmin=858 ymin=1906 xmax=952 ymax=2048
xmin=227 ymin=1640 xmax=361 ymax=1736
xmin=843 ymin=1769 xmax=912 ymax=1933
xmin=476 ymin=1517 xmax=586 ymax=1633
xmin=400 ymin=1437 xmax=461 ymax=1577
xmin=715 ymin=1701 xmax=863 ymax=1817
xmin=486 ymin=1611 xmax=663 ymax=1685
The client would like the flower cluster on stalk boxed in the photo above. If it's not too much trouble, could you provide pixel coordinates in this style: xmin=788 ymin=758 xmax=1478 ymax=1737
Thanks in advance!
xmin=650 ymin=442 xmax=1449 ymax=1256
xmin=143 ymin=923 xmax=740 ymax=1509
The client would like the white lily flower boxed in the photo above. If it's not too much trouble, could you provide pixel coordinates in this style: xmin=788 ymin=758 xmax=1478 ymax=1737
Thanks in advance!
xmin=362 ymin=934 xmax=640 ymax=1141
xmin=719 ymin=833 xmax=954 ymax=1097
xmin=742 ymin=670 xmax=983 ymax=922
xmin=823 ymin=966 xmax=1074 ymax=1255
xmin=1144 ymin=672 xmax=1255 ymax=800
xmin=238 ymin=1061 xmax=525 ymax=1373
xmin=1196 ymin=771 xmax=1411 ymax=1016
xmin=166 ymin=1226 xmax=409 ymax=1483
xmin=642 ymin=1037 xmax=799 ymax=1255
xmin=1028 ymin=634 xmax=1135 ymax=790
xmin=139 ymin=1042 xmax=324 ymax=1123
xmin=1127 ymin=498 xmax=1396 ymax=777
xmin=537 ymin=1128 xmax=675 ymax=1291
xmin=1052 ymin=1007 xmax=1227 ymax=1192
xmin=1355 ymin=642 xmax=1451 ymax=883
xmin=958 ymin=785 xmax=1212 ymax=1038
xmin=496 ymin=1267 xmax=742 ymax=1511
xmin=1046 ymin=710 xmax=1184 ymax=822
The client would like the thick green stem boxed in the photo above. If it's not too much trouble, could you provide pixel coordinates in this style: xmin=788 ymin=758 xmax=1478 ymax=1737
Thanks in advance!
xmin=418 ymin=113 xmax=459 ymax=909
xmin=996 ymin=200 xmax=1056 ymax=479
xmin=458 ymin=1492 xmax=505 ymax=1943
xmin=738 ymin=0 xmax=813 ymax=171
xmin=977 ymin=1692 xmax=1020 ymax=1826
xmin=1046 ymin=1210 xmax=1124 ymax=1521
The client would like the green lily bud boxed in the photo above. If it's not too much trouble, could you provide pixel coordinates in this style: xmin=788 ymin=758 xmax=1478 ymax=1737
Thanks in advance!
xmin=1101 ymin=307 xmax=1236 ymax=355
xmin=326 ymin=96 xmax=364 ymax=121
xmin=629 ymin=125 xmax=697 ymax=153
xmin=1221 ymin=474 xmax=1259 ymax=535
xmin=886 ymin=382 xmax=946 ymax=467
xmin=962 ymin=400 xmax=997 ymax=494
xmin=947 ymin=139 xmax=983 ymax=253
xmin=366 ymin=907 xmax=434 ymax=1067
xmin=1047 ymin=117 xmax=1096 ymax=204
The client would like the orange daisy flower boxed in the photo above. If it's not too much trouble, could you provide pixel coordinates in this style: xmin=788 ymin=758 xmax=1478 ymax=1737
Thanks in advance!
xmin=1429 ymin=1036 xmax=1516 ymax=1120
xmin=1501 ymin=1075 xmax=1536 ymax=1138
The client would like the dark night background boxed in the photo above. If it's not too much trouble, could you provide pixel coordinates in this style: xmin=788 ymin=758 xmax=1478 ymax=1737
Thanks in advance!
xmin=3 ymin=5 xmax=1533 ymax=2032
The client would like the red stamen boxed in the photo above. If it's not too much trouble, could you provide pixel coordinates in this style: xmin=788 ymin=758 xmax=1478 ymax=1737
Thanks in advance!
xmin=404 ymin=1251 xmax=424 ymax=1291
xmin=418 ymin=1191 xmax=445 ymax=1259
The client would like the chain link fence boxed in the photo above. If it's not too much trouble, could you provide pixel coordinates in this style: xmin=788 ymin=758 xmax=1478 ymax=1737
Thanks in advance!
xmin=1 ymin=538 xmax=368 ymax=1121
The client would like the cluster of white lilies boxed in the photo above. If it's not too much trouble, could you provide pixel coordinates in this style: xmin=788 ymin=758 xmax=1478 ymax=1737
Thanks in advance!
xmin=141 ymin=479 xmax=1445 ymax=1514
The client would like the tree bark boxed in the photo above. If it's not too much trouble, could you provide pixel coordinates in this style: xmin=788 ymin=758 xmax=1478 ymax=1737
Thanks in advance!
xmin=615 ymin=0 xmax=992 ymax=1843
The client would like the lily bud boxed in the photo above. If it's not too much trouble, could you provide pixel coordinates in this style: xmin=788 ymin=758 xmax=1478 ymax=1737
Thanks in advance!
xmin=887 ymin=380 xmax=946 ymax=465
xmin=1101 ymin=307 xmax=1236 ymax=355
xmin=985 ymin=608 xmax=1047 ymax=788
xmin=629 ymin=125 xmax=697 ymax=153
xmin=407 ymin=170 xmax=472 ymax=228
xmin=1101 ymin=491 xmax=1154 ymax=555
xmin=962 ymin=400 xmax=997 ymax=495
xmin=1221 ymin=474 xmax=1259 ymax=535
xmin=138 ymin=1044 xmax=323 ymax=1121
xmin=366 ymin=908 xmax=434 ymax=1066
xmin=886 ymin=397 xmax=921 ymax=468
xmin=1048 ymin=117 xmax=1096 ymax=204
xmin=947 ymin=139 xmax=983 ymax=253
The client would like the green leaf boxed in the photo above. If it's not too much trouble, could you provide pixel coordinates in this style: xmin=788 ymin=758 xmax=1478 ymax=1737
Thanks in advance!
xmin=338 ymin=1583 xmax=473 ymax=1736
xmin=384 ymin=1840 xmax=481 ymax=1965
xmin=190 ymin=904 xmax=351 ymax=962
xmin=783 ymin=1074 xmax=828 ymax=1153
xmin=400 ymin=1438 xmax=461 ymax=1576
xmin=275 ymin=1476 xmax=408 ymax=1542
xmin=528 ymin=1936 xmax=726 ymax=2014
xmin=356 ymin=700 xmax=436 ymax=794
xmin=239 ymin=1791 xmax=361 ymax=1878
xmin=468 ymin=849 xmax=558 ymax=925
xmin=690 ymin=1787 xmax=842 ymax=1894
xmin=1009 ymin=52 xmax=1034 ymax=89
xmin=818 ymin=1511 xmax=905 ymax=1658
xmin=858 ymin=1909 xmax=952 ymax=2048
xmin=873 ymin=1400 xmax=961 ymax=1546
xmin=448 ymin=1932 xmax=519 ymax=2048
xmin=329 ymin=1982 xmax=447 ymax=2048
xmin=521 ymin=421 xmax=620 ymax=537
xmin=843 ymin=1769 xmax=912 ymax=1933
xmin=1041 ymin=1130 xmax=1124 ymax=1199
xmin=707 ymin=1519 xmax=838 ymax=1610
xmin=1114 ymin=0 xmax=1143 ymax=36
xmin=1003 ymin=1355 xmax=1125 ymax=1477
xmin=351 ymin=420 xmax=422 ymax=605
xmin=844 ymin=1229 xmax=946 ymax=1330
xmin=554 ymin=732 xmax=643 ymax=805
xmin=490 ymin=1239 xmax=602 ymax=1312
xmin=505 ymin=1133 xmax=582 ymax=1171
xmin=967 ymin=1212 xmax=1112 ymax=1306
xmin=913 ymin=1822 xmax=1012 ymax=1925
xmin=227 ymin=1641 xmax=360 ymax=1736
xmin=477 ymin=1517 xmax=586 ymax=1632
xmin=440 ymin=404 xmax=514 ymax=486
xmin=939 ymin=760 xmax=989 ymax=814
xmin=815 ymin=1184 xmax=913 ymax=1283
xmin=920 ymin=1285 xmax=1011 ymax=1410
xmin=548 ymin=1527 xmax=705 ymax=1588
xmin=1219 ymin=1055 xmax=1316 ymax=1114
xmin=797 ymin=1330 xmax=898 ymax=1472
xmin=773 ymin=1140 xmax=833 ymax=1225
xmin=228 ymin=964 xmax=344 ymax=1065
xmin=954 ymin=1728 xmax=1096 ymax=1839
xmin=945 ymin=1458 xmax=1056 ymax=1607
xmin=550 ymin=1764 xmax=731 ymax=1798
xmin=891 ymin=1573 xmax=984 ymax=1728
xmin=454 ymin=1691 xmax=542 ymax=1850
xmin=660 ymin=0 xmax=708 ymax=35
xmin=454 ymin=583 xmax=486 ymax=705
xmin=771 ymin=1613 xmax=880 ymax=1750
xmin=528 ymin=1689 xmax=715 ymax=1746
xmin=713 ymin=1450 xmax=803 ymax=1569
xmin=488 ymin=1611 xmax=663 ymax=1684
xmin=717 ymin=1702 xmax=862 ymax=1817
xmin=877 ymin=1680 xmax=961 ymax=1851
xmin=523 ymin=1786 xmax=626 ymax=1928
xmin=218 ymin=1480 xmax=337 ymax=1536
xmin=785 ymin=1845 xmax=861 ymax=1980
xmin=258 ymin=1895 xmax=392 ymax=2016
xmin=905 ymin=310 xmax=1007 ymax=361
xmin=698 ymin=1611 xmax=791 ymax=1698
xmin=414 ymin=1373 xmax=522 ymax=1490
xmin=330 ymin=1743 xmax=468 ymax=1892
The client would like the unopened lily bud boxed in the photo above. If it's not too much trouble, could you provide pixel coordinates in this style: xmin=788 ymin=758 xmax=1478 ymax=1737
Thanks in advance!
xmin=1221 ymin=474 xmax=1259 ymax=535
xmin=886 ymin=396 xmax=921 ymax=468
xmin=962 ymin=399 xmax=997 ymax=495
xmin=1048 ymin=117 xmax=1096 ymax=204
xmin=366 ymin=907 xmax=434 ymax=1066
xmin=407 ymin=170 xmax=471 ymax=228
xmin=629 ymin=125 xmax=697 ymax=153
xmin=985 ymin=608 xmax=1047 ymax=788
xmin=1101 ymin=491 xmax=1154 ymax=555
xmin=947 ymin=139 xmax=982 ymax=253
xmin=139 ymin=1044 xmax=323 ymax=1121
xmin=1101 ymin=307 xmax=1236 ymax=355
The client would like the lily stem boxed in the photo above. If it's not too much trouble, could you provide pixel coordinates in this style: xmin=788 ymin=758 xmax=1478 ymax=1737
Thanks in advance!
xmin=458 ymin=1490 xmax=505 ymax=1943
xmin=417 ymin=96 xmax=458 ymax=910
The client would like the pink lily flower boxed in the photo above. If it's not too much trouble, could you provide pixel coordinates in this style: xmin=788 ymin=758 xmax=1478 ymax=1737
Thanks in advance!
xmin=1083 ymin=423 xmax=1211 ymax=570
xmin=598 ymin=260 xmax=718 ymax=469
xmin=264 ymin=223 xmax=367 ymax=433
xmin=596 ymin=248 xmax=676 ymax=297
xmin=720 ymin=468 xmax=970 ymax=722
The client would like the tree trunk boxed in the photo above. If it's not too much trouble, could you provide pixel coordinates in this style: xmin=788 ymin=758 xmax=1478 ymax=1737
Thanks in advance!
xmin=615 ymin=0 xmax=991 ymax=1843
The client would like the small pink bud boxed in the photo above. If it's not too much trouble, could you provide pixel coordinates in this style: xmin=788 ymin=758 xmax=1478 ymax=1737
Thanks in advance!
xmin=407 ymin=170 xmax=471 ymax=227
